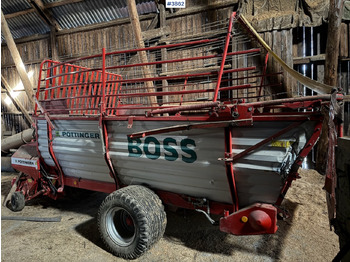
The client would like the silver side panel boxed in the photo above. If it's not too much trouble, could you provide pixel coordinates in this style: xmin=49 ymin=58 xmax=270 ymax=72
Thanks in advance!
xmin=37 ymin=120 xmax=113 ymax=182
xmin=107 ymin=121 xmax=231 ymax=204
xmin=232 ymin=122 xmax=312 ymax=207
xmin=37 ymin=119 xmax=315 ymax=207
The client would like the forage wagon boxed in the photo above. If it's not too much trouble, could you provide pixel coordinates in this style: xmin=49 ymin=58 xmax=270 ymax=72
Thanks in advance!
xmin=8 ymin=13 xmax=342 ymax=259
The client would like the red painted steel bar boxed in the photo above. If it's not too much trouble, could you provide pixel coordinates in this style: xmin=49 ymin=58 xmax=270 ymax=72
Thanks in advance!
xmin=41 ymin=66 xmax=253 ymax=90
xmin=102 ymin=48 xmax=106 ymax=114
xmin=245 ymin=94 xmax=344 ymax=108
xmin=147 ymin=101 xmax=220 ymax=116
xmin=106 ymin=66 xmax=256 ymax=84
xmin=112 ymin=88 xmax=214 ymax=98
xmin=34 ymin=61 xmax=46 ymax=115
xmin=258 ymin=53 xmax=269 ymax=100
xmin=180 ymin=76 xmax=189 ymax=106
xmin=50 ymin=66 xmax=57 ymax=100
xmin=128 ymin=119 xmax=252 ymax=139
xmin=40 ymin=65 xmax=256 ymax=94
xmin=213 ymin=12 xmax=236 ymax=102
xmin=45 ymin=38 xmax=220 ymax=71
xmin=106 ymin=38 xmax=220 ymax=56
xmin=105 ymin=49 xmax=261 ymax=70
xmin=42 ymin=49 xmax=262 ymax=83
xmin=61 ymin=65 xmax=69 ymax=98
xmin=224 ymin=126 xmax=239 ymax=211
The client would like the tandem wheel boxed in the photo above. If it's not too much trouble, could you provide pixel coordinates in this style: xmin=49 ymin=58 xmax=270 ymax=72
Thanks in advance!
xmin=97 ymin=185 xmax=167 ymax=260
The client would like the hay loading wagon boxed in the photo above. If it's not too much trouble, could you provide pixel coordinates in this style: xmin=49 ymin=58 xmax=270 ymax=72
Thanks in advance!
xmin=8 ymin=13 xmax=342 ymax=259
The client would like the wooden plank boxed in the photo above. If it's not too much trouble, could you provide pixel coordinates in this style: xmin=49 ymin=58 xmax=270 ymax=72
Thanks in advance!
xmin=167 ymin=0 xmax=238 ymax=19
xmin=293 ymin=54 xmax=326 ymax=64
xmin=29 ymin=0 xmax=60 ymax=30
xmin=284 ymin=29 xmax=294 ymax=96
xmin=316 ymin=0 xmax=344 ymax=175
xmin=159 ymin=4 xmax=169 ymax=106
xmin=340 ymin=23 xmax=349 ymax=58
xmin=4 ymin=9 xmax=35 ymax=19
xmin=44 ymin=0 xmax=85 ymax=8
xmin=324 ymin=0 xmax=343 ymax=86
xmin=50 ymin=26 xmax=59 ymax=60
xmin=142 ymin=26 xmax=171 ymax=41
xmin=127 ymin=0 xmax=157 ymax=106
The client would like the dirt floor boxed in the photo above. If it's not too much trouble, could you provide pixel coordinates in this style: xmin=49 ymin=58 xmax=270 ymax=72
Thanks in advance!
xmin=1 ymin=169 xmax=339 ymax=262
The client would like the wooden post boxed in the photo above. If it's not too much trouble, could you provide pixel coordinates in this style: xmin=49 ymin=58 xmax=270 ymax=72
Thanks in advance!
xmin=324 ymin=0 xmax=344 ymax=86
xmin=50 ymin=26 xmax=59 ymax=61
xmin=1 ymin=10 xmax=35 ymax=109
xmin=159 ymin=4 xmax=169 ymax=106
xmin=316 ymin=0 xmax=345 ymax=174
xmin=127 ymin=0 xmax=157 ymax=106
xmin=1 ymin=76 xmax=34 ymax=126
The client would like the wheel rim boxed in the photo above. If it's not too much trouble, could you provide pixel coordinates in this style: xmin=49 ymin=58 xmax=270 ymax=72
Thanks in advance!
xmin=105 ymin=207 xmax=136 ymax=247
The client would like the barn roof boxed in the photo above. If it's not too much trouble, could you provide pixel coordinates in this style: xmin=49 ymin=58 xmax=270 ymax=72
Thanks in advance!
xmin=1 ymin=0 xmax=157 ymax=41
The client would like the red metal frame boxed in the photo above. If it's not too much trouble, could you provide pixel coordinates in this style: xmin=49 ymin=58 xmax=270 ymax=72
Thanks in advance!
xmin=224 ymin=126 xmax=239 ymax=212
xmin=46 ymin=121 xmax=64 ymax=192
xmin=213 ymin=12 xmax=236 ymax=102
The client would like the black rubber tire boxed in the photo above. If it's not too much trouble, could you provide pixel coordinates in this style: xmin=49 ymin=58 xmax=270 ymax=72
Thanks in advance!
xmin=10 ymin=191 xmax=25 ymax=212
xmin=98 ymin=185 xmax=167 ymax=259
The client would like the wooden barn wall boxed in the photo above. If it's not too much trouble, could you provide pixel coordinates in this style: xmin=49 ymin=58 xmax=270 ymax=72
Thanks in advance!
xmin=291 ymin=22 xmax=350 ymax=135
xmin=1 ymin=38 xmax=49 ymax=133
xmin=1 ymin=6 xmax=349 ymax=135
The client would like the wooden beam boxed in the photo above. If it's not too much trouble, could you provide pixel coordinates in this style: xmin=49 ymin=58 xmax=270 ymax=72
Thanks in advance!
xmin=50 ymin=26 xmax=59 ymax=60
xmin=27 ymin=0 xmax=60 ymax=30
xmin=293 ymin=54 xmax=326 ymax=64
xmin=44 ymin=0 xmax=85 ymax=9
xmin=127 ymin=0 xmax=157 ymax=106
xmin=3 ymin=0 xmax=237 ymax=44
xmin=1 ymin=76 xmax=34 ymax=125
xmin=159 ymin=4 xmax=169 ymax=107
xmin=1 ymin=10 xmax=35 ymax=109
xmin=316 ymin=0 xmax=345 ymax=175
xmin=142 ymin=26 xmax=171 ymax=41
xmin=1 ymin=33 xmax=49 ymax=46
xmin=324 ymin=0 xmax=344 ymax=87
xmin=167 ymin=0 xmax=238 ymax=18
xmin=119 ymin=13 xmax=160 ymax=76
xmin=4 ymin=8 xmax=35 ymax=19
xmin=56 ymin=0 xmax=236 ymax=36
xmin=340 ymin=23 xmax=349 ymax=58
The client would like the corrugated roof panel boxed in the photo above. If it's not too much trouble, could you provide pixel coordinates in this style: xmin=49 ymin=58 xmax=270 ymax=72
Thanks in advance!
xmin=2 ymin=0 xmax=157 ymax=40
xmin=1 ymin=0 xmax=31 ymax=15
xmin=49 ymin=0 xmax=157 ymax=30
xmin=5 ymin=12 xmax=50 ymax=39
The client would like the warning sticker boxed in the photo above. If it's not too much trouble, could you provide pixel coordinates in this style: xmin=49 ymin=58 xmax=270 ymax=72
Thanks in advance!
xmin=11 ymin=157 xmax=39 ymax=169
xmin=270 ymin=140 xmax=295 ymax=148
